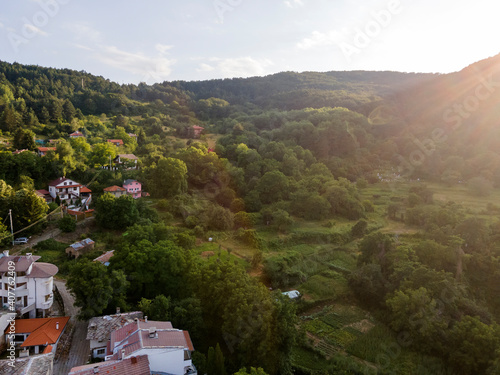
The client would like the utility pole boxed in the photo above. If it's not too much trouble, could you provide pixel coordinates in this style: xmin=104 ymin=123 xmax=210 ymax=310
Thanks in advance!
xmin=9 ymin=209 xmax=14 ymax=246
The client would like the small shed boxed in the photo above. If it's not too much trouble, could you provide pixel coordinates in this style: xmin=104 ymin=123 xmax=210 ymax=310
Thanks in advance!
xmin=282 ymin=290 xmax=301 ymax=299
xmin=66 ymin=238 xmax=95 ymax=259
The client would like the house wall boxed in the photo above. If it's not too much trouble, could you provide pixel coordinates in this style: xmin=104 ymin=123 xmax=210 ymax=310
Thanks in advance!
xmin=124 ymin=182 xmax=141 ymax=199
xmin=90 ymin=339 xmax=107 ymax=359
xmin=128 ymin=348 xmax=188 ymax=375
xmin=35 ymin=277 xmax=54 ymax=313
xmin=0 ymin=312 xmax=16 ymax=352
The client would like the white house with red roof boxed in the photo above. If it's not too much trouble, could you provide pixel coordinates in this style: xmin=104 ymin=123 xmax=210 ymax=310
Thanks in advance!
xmin=69 ymin=355 xmax=150 ymax=375
xmin=36 ymin=147 xmax=56 ymax=157
xmin=48 ymin=177 xmax=92 ymax=208
xmin=0 ymin=251 xmax=58 ymax=318
xmin=106 ymin=319 xmax=197 ymax=375
xmin=69 ymin=131 xmax=85 ymax=138
xmin=4 ymin=316 xmax=69 ymax=356
xmin=86 ymin=311 xmax=142 ymax=359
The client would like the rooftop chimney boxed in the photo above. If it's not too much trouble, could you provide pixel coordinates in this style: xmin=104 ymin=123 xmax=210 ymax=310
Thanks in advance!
xmin=116 ymin=307 xmax=120 ymax=314
xmin=131 ymin=357 xmax=138 ymax=365
xmin=93 ymin=367 xmax=99 ymax=374
xmin=56 ymin=322 xmax=59 ymax=330
xmin=148 ymin=327 xmax=157 ymax=338
xmin=144 ymin=316 xmax=148 ymax=323
xmin=121 ymin=349 xmax=126 ymax=359
xmin=3 ymin=250 xmax=9 ymax=257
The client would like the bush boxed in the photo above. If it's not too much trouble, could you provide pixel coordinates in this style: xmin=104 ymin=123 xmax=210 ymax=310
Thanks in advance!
xmin=468 ymin=176 xmax=493 ymax=197
xmin=58 ymin=215 xmax=76 ymax=232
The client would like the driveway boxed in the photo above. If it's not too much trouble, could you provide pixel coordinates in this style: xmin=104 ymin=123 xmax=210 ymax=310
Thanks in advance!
xmin=53 ymin=279 xmax=90 ymax=374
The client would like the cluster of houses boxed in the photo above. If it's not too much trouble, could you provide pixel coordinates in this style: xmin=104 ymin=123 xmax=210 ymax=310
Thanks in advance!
xmin=35 ymin=176 xmax=145 ymax=215
xmin=0 ymin=251 xmax=197 ymax=375
xmin=77 ymin=312 xmax=196 ymax=374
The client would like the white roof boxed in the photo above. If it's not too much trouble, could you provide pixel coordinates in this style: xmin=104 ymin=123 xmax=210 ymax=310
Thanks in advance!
xmin=282 ymin=290 xmax=301 ymax=299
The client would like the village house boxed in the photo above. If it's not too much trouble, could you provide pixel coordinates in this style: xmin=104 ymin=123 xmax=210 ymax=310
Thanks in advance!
xmin=36 ymin=147 xmax=56 ymax=157
xmin=69 ymin=131 xmax=84 ymax=138
xmin=69 ymin=355 xmax=150 ymax=375
xmin=65 ymin=238 xmax=95 ymax=259
xmin=0 ymin=352 xmax=54 ymax=374
xmin=191 ymin=125 xmax=204 ymax=139
xmin=106 ymin=319 xmax=197 ymax=375
xmin=123 ymin=179 xmax=142 ymax=199
xmin=86 ymin=311 xmax=143 ymax=359
xmin=107 ymin=139 xmax=124 ymax=147
xmin=93 ymin=250 xmax=115 ymax=266
xmin=114 ymin=153 xmax=138 ymax=169
xmin=5 ymin=316 xmax=69 ymax=356
xmin=103 ymin=185 xmax=127 ymax=198
xmin=47 ymin=177 xmax=92 ymax=208
xmin=0 ymin=251 xmax=58 ymax=318
xmin=35 ymin=189 xmax=53 ymax=204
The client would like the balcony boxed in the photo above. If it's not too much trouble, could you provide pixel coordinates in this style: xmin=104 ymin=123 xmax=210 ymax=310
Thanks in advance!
xmin=16 ymin=302 xmax=35 ymax=315
xmin=41 ymin=298 xmax=53 ymax=309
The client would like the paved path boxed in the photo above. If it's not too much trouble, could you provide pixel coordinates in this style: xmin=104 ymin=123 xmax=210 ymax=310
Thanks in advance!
xmin=53 ymin=279 xmax=90 ymax=375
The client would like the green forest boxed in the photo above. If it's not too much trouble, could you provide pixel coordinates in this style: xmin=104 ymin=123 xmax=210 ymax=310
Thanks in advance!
xmin=1 ymin=55 xmax=500 ymax=374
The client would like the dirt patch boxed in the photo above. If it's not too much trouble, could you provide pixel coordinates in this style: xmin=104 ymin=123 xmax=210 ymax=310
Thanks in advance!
xmin=201 ymin=251 xmax=215 ymax=258
xmin=346 ymin=319 xmax=375 ymax=333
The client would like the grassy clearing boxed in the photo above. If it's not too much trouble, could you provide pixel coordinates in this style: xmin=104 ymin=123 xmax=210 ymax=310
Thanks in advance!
xmin=300 ymin=273 xmax=349 ymax=302
xmin=194 ymin=242 xmax=250 ymax=269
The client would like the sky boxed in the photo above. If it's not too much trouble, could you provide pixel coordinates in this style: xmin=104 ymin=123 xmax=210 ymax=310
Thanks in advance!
xmin=0 ymin=0 xmax=499 ymax=84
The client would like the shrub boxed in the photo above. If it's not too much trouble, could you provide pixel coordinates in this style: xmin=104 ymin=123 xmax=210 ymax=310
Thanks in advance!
xmin=58 ymin=215 xmax=76 ymax=232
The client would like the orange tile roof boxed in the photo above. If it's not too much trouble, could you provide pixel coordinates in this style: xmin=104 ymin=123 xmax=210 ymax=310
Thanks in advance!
xmin=42 ymin=345 xmax=53 ymax=354
xmin=80 ymin=187 xmax=92 ymax=193
xmin=5 ymin=317 xmax=70 ymax=347
xmin=107 ymin=139 xmax=124 ymax=145
xmin=104 ymin=185 xmax=126 ymax=192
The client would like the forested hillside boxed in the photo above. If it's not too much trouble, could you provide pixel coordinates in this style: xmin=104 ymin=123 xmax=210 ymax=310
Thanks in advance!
xmin=1 ymin=57 xmax=500 ymax=374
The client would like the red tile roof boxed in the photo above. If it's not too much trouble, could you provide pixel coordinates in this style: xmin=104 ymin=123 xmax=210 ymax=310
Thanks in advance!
xmin=93 ymin=250 xmax=115 ymax=264
xmin=117 ymin=154 xmax=138 ymax=160
xmin=0 ymin=255 xmax=41 ymax=273
xmin=27 ymin=262 xmax=59 ymax=278
xmin=37 ymin=147 xmax=56 ymax=152
xmin=42 ymin=345 xmax=53 ymax=354
xmin=69 ymin=355 xmax=150 ymax=375
xmin=109 ymin=320 xmax=193 ymax=358
xmin=69 ymin=131 xmax=84 ymax=137
xmin=104 ymin=185 xmax=126 ymax=192
xmin=4 ymin=317 xmax=70 ymax=347
xmin=80 ymin=187 xmax=92 ymax=193
xmin=107 ymin=139 xmax=124 ymax=145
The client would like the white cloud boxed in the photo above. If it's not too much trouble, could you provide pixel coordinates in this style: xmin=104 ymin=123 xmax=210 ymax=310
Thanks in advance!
xmin=197 ymin=63 xmax=215 ymax=73
xmin=200 ymin=57 xmax=273 ymax=78
xmin=23 ymin=23 xmax=48 ymax=37
xmin=67 ymin=22 xmax=101 ymax=42
xmin=284 ymin=0 xmax=304 ymax=8
xmin=296 ymin=30 xmax=343 ymax=50
xmin=155 ymin=43 xmax=174 ymax=55
xmin=75 ymin=44 xmax=176 ymax=83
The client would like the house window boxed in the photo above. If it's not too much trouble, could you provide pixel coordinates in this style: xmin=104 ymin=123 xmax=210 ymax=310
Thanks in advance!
xmin=96 ymin=348 xmax=106 ymax=355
